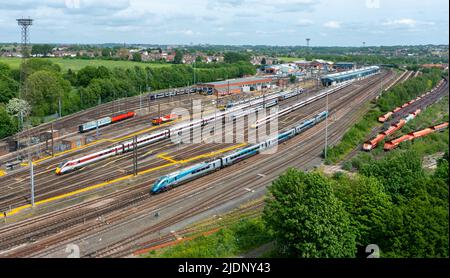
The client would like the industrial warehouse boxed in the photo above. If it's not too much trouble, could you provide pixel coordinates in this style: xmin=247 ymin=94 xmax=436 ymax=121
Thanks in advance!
xmin=196 ymin=76 xmax=273 ymax=96
xmin=320 ymin=66 xmax=380 ymax=86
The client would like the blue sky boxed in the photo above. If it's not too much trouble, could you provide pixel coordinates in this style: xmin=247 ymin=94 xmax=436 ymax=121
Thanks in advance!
xmin=0 ymin=0 xmax=448 ymax=46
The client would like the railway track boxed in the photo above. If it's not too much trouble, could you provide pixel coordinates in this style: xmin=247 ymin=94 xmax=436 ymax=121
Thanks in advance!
xmin=343 ymin=78 xmax=449 ymax=161
xmin=89 ymin=70 xmax=391 ymax=258
xmin=0 ymin=86 xmax=327 ymax=211
xmin=0 ymin=71 xmax=394 ymax=257
xmin=0 ymin=70 xmax=392 ymax=258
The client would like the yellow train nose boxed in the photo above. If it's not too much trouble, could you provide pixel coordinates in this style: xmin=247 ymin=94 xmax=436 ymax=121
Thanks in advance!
xmin=55 ymin=167 xmax=61 ymax=175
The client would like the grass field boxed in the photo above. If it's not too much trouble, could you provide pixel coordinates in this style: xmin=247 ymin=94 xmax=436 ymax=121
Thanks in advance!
xmin=277 ymin=56 xmax=304 ymax=62
xmin=0 ymin=57 xmax=172 ymax=71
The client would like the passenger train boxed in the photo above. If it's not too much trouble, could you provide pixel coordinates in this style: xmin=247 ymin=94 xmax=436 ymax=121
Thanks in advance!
xmin=55 ymin=88 xmax=307 ymax=175
xmin=149 ymin=88 xmax=195 ymax=100
xmin=150 ymin=111 xmax=328 ymax=194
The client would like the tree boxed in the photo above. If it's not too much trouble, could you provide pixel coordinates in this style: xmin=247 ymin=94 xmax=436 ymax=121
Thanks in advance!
xmin=261 ymin=57 xmax=267 ymax=65
xmin=6 ymin=98 xmax=31 ymax=118
xmin=63 ymin=69 xmax=77 ymax=86
xmin=20 ymin=59 xmax=61 ymax=79
xmin=359 ymin=150 xmax=424 ymax=201
xmin=224 ymin=52 xmax=250 ymax=63
xmin=31 ymin=44 xmax=54 ymax=57
xmin=332 ymin=174 xmax=392 ymax=255
xmin=0 ymin=107 xmax=17 ymax=138
xmin=0 ymin=62 xmax=10 ymax=76
xmin=23 ymin=70 xmax=71 ymax=117
xmin=379 ymin=192 xmax=448 ymax=258
xmin=263 ymin=168 xmax=356 ymax=258
xmin=101 ymin=48 xmax=111 ymax=57
xmin=132 ymin=52 xmax=142 ymax=62
xmin=195 ymin=56 xmax=203 ymax=63
xmin=289 ymin=74 xmax=296 ymax=83
xmin=76 ymin=66 xmax=101 ymax=87
xmin=174 ymin=50 xmax=183 ymax=64
xmin=0 ymin=74 xmax=19 ymax=104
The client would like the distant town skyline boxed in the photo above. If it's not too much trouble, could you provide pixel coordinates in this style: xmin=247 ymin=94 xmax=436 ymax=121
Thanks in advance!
xmin=0 ymin=0 xmax=448 ymax=46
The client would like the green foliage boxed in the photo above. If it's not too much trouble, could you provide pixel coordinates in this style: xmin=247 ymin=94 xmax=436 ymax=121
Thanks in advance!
xmin=132 ymin=52 xmax=142 ymax=62
xmin=332 ymin=175 xmax=392 ymax=253
xmin=142 ymin=217 xmax=272 ymax=258
xmin=325 ymin=69 xmax=443 ymax=163
xmin=377 ymin=70 xmax=442 ymax=113
xmin=0 ymin=70 xmax=19 ymax=104
xmin=263 ymin=168 xmax=356 ymax=258
xmin=434 ymin=153 xmax=449 ymax=187
xmin=160 ymin=229 xmax=237 ymax=258
xmin=174 ymin=50 xmax=183 ymax=64
xmin=379 ymin=193 xmax=448 ymax=258
xmin=23 ymin=70 xmax=71 ymax=117
xmin=31 ymin=44 xmax=54 ymax=57
xmin=76 ymin=66 xmax=109 ymax=87
xmin=20 ymin=58 xmax=61 ymax=77
xmin=325 ymin=107 xmax=379 ymax=163
xmin=224 ymin=52 xmax=251 ymax=64
xmin=289 ymin=74 xmax=296 ymax=83
xmin=0 ymin=106 xmax=17 ymax=138
xmin=359 ymin=150 xmax=424 ymax=200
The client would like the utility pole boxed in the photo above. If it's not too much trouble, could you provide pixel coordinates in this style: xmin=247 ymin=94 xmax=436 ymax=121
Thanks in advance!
xmin=58 ymin=94 xmax=62 ymax=118
xmin=16 ymin=18 xmax=33 ymax=150
xmin=362 ymin=42 xmax=366 ymax=67
xmin=51 ymin=122 xmax=54 ymax=157
xmin=28 ymin=152 xmax=34 ymax=207
xmin=147 ymin=86 xmax=151 ymax=113
xmin=324 ymin=90 xmax=329 ymax=160
xmin=193 ymin=61 xmax=196 ymax=85
xmin=139 ymin=85 xmax=142 ymax=111
xmin=96 ymin=120 xmax=99 ymax=138
xmin=133 ymin=135 xmax=138 ymax=176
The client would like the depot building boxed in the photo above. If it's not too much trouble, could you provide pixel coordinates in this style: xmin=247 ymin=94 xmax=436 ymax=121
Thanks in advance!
xmin=196 ymin=76 xmax=273 ymax=96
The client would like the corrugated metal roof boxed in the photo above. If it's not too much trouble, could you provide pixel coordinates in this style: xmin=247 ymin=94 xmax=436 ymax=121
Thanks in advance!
xmin=198 ymin=77 xmax=272 ymax=87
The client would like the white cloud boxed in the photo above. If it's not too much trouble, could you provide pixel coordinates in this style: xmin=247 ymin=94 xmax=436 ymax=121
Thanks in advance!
xmin=0 ymin=0 xmax=446 ymax=45
xmin=323 ymin=21 xmax=341 ymax=29
xmin=296 ymin=19 xmax=313 ymax=26
xmin=382 ymin=18 xmax=435 ymax=28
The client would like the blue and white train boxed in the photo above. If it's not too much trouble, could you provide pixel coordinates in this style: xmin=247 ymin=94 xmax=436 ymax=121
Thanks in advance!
xmin=151 ymin=111 xmax=328 ymax=194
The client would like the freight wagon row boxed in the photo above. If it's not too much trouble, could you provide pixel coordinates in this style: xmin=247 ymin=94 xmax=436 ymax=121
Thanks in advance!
xmin=384 ymin=122 xmax=449 ymax=151
xmin=363 ymin=109 xmax=421 ymax=151
xmin=78 ymin=112 xmax=136 ymax=133
xmin=378 ymin=79 xmax=446 ymax=123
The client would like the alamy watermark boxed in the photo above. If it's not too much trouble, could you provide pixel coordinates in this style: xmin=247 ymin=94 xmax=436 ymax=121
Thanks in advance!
xmin=169 ymin=100 xmax=280 ymax=154
xmin=366 ymin=0 xmax=381 ymax=9
xmin=65 ymin=243 xmax=80 ymax=258
xmin=366 ymin=244 xmax=380 ymax=258
xmin=65 ymin=0 xmax=81 ymax=9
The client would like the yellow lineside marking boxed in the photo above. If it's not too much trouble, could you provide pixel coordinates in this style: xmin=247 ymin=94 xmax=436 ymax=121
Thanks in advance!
xmin=157 ymin=153 xmax=179 ymax=163
xmin=1 ymin=143 xmax=245 ymax=219
xmin=0 ymin=170 xmax=6 ymax=177
xmin=31 ymin=119 xmax=180 ymax=166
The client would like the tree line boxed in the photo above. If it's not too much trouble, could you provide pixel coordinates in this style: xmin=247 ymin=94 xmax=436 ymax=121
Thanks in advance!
xmin=0 ymin=58 xmax=256 ymax=138
xmin=264 ymin=149 xmax=448 ymax=258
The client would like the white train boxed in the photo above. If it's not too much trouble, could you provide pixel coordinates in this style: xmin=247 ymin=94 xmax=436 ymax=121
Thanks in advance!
xmin=151 ymin=111 xmax=328 ymax=193
xmin=55 ymin=87 xmax=317 ymax=175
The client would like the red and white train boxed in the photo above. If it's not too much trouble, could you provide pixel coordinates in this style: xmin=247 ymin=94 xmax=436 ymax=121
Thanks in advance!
xmin=55 ymin=86 xmax=321 ymax=175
